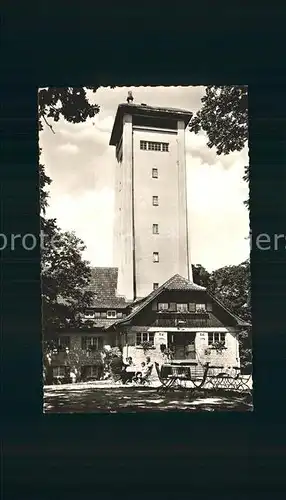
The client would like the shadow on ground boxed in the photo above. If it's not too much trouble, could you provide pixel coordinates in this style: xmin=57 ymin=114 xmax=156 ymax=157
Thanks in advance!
xmin=44 ymin=385 xmax=253 ymax=413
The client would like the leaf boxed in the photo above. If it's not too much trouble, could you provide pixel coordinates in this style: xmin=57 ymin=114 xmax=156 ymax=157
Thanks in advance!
xmin=189 ymin=85 xmax=249 ymax=208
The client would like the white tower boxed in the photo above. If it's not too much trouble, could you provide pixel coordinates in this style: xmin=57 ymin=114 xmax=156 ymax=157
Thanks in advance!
xmin=110 ymin=101 xmax=193 ymax=301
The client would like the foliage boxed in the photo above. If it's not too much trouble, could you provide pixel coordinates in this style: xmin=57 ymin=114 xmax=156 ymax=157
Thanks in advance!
xmin=189 ymin=86 xmax=248 ymax=155
xmin=38 ymin=87 xmax=100 ymax=133
xmin=243 ymin=165 xmax=250 ymax=209
xmin=192 ymin=264 xmax=210 ymax=288
xmin=43 ymin=340 xmax=104 ymax=384
xmin=192 ymin=260 xmax=252 ymax=372
xmin=208 ymin=260 xmax=251 ymax=322
xmin=163 ymin=348 xmax=174 ymax=360
xmin=39 ymin=154 xmax=52 ymax=215
xmin=38 ymin=89 xmax=100 ymax=335
xmin=208 ymin=260 xmax=251 ymax=372
xmin=210 ymin=341 xmax=227 ymax=353
xmin=41 ymin=222 xmax=94 ymax=334
xmin=141 ymin=341 xmax=154 ymax=352
xmin=189 ymin=86 xmax=249 ymax=209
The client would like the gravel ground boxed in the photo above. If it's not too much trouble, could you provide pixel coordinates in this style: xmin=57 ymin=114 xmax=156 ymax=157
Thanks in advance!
xmin=44 ymin=382 xmax=253 ymax=413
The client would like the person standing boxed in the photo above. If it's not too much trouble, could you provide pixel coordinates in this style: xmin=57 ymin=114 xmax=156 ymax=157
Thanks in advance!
xmin=146 ymin=356 xmax=153 ymax=374
xmin=70 ymin=370 xmax=76 ymax=383
xmin=123 ymin=357 xmax=136 ymax=384
xmin=110 ymin=353 xmax=124 ymax=382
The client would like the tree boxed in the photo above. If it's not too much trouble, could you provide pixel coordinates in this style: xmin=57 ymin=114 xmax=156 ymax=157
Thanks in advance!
xmin=41 ymin=224 xmax=94 ymax=334
xmin=38 ymin=87 xmax=100 ymax=133
xmin=208 ymin=260 xmax=250 ymax=321
xmin=39 ymin=154 xmax=93 ymax=335
xmin=192 ymin=264 xmax=210 ymax=288
xmin=189 ymin=86 xmax=249 ymax=209
xmin=189 ymin=86 xmax=248 ymax=155
xmin=192 ymin=261 xmax=252 ymax=372
xmin=38 ymin=88 xmax=100 ymax=337
xmin=207 ymin=260 xmax=252 ymax=373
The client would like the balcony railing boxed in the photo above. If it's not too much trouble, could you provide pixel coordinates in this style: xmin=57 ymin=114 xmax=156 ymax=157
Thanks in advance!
xmin=154 ymin=312 xmax=209 ymax=328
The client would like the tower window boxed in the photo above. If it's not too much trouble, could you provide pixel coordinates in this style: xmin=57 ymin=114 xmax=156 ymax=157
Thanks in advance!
xmin=153 ymin=252 xmax=159 ymax=263
xmin=140 ymin=141 xmax=169 ymax=152
xmin=153 ymin=283 xmax=159 ymax=290
xmin=152 ymin=168 xmax=158 ymax=178
xmin=153 ymin=224 xmax=159 ymax=234
xmin=148 ymin=141 xmax=161 ymax=151
xmin=152 ymin=196 xmax=159 ymax=206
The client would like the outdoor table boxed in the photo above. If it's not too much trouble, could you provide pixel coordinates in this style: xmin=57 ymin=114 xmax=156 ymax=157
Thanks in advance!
xmin=205 ymin=366 xmax=252 ymax=393
xmin=157 ymin=362 xmax=209 ymax=394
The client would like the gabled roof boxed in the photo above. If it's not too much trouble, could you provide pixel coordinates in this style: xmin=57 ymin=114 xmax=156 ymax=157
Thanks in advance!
xmin=107 ymin=274 xmax=206 ymax=327
xmin=207 ymin=292 xmax=250 ymax=327
xmin=107 ymin=273 xmax=250 ymax=329
xmin=86 ymin=267 xmax=128 ymax=309
xmin=164 ymin=274 xmax=206 ymax=292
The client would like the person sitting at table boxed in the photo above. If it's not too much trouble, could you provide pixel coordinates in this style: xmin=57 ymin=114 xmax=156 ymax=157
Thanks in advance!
xmin=134 ymin=362 xmax=151 ymax=384
xmin=122 ymin=357 xmax=136 ymax=384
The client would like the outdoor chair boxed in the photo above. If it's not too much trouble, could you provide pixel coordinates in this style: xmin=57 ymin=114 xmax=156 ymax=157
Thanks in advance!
xmin=205 ymin=366 xmax=252 ymax=393
xmin=155 ymin=361 xmax=210 ymax=394
xmin=139 ymin=365 xmax=153 ymax=385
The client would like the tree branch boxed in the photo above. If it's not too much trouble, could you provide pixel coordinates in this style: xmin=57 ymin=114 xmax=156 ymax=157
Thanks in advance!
xmin=42 ymin=114 xmax=55 ymax=134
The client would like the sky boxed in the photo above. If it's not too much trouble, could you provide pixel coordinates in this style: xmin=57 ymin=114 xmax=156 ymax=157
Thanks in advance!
xmin=39 ymin=86 xmax=249 ymax=273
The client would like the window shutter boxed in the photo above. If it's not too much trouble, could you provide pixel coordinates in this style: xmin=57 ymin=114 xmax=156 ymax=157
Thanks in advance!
xmin=127 ymin=333 xmax=136 ymax=346
xmin=169 ymin=302 xmax=176 ymax=312
xmin=152 ymin=301 xmax=157 ymax=311
xmin=81 ymin=337 xmax=86 ymax=350
xmin=189 ymin=303 xmax=196 ymax=312
xmin=206 ymin=303 xmax=213 ymax=312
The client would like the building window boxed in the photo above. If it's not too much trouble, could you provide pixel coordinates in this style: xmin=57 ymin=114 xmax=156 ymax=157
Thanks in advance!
xmin=152 ymin=168 xmax=158 ymax=178
xmin=136 ymin=332 xmax=155 ymax=346
xmin=153 ymin=283 xmax=159 ymax=290
xmin=177 ymin=303 xmax=188 ymax=313
xmin=84 ymin=310 xmax=95 ymax=319
xmin=196 ymin=303 xmax=206 ymax=313
xmin=153 ymin=223 xmax=159 ymax=234
xmin=117 ymin=312 xmax=123 ymax=318
xmin=58 ymin=336 xmax=70 ymax=348
xmin=208 ymin=332 xmax=226 ymax=346
xmin=52 ymin=366 xmax=66 ymax=377
xmin=158 ymin=302 xmax=169 ymax=311
xmin=107 ymin=310 xmax=117 ymax=319
xmin=94 ymin=312 xmax=101 ymax=318
xmin=152 ymin=196 xmax=159 ymax=206
xmin=81 ymin=336 xmax=104 ymax=351
xmin=153 ymin=252 xmax=159 ymax=263
xmin=100 ymin=311 xmax=107 ymax=318
xmin=140 ymin=141 xmax=169 ymax=152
